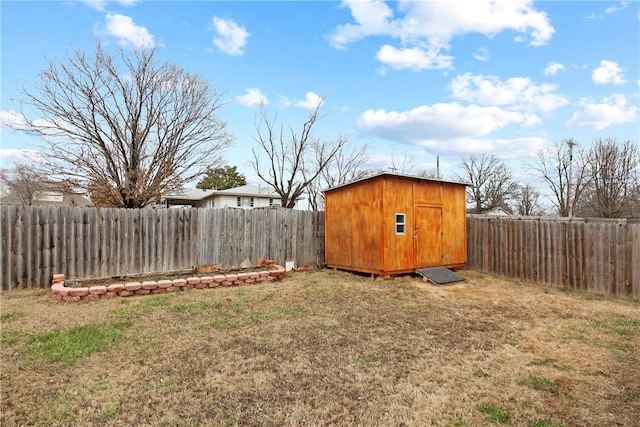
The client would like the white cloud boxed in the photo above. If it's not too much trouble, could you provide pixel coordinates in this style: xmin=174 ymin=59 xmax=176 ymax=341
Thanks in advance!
xmin=473 ymin=47 xmax=489 ymax=62
xmin=357 ymin=103 xmax=529 ymax=142
xmin=235 ymin=88 xmax=268 ymax=106
xmin=100 ymin=13 xmax=155 ymax=48
xmin=278 ymin=96 xmax=293 ymax=108
xmin=544 ymin=61 xmax=565 ymax=76
xmin=376 ymin=44 xmax=454 ymax=71
xmin=431 ymin=137 xmax=547 ymax=157
xmin=0 ymin=149 xmax=43 ymax=167
xmin=592 ymin=60 xmax=626 ymax=85
xmin=211 ymin=17 xmax=249 ymax=56
xmin=82 ymin=0 xmax=137 ymax=12
xmin=0 ymin=110 xmax=27 ymax=130
xmin=449 ymin=73 xmax=569 ymax=112
xmin=328 ymin=0 xmax=397 ymax=48
xmin=295 ymin=92 xmax=324 ymax=110
xmin=328 ymin=0 xmax=554 ymax=71
xmin=588 ymin=1 xmax=630 ymax=19
xmin=566 ymin=94 xmax=638 ymax=130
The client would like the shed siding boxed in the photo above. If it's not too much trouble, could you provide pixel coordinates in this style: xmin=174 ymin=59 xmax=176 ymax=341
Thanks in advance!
xmin=442 ymin=184 xmax=467 ymax=265
xmin=325 ymin=174 xmax=467 ymax=275
xmin=349 ymin=179 xmax=383 ymax=271
xmin=324 ymin=186 xmax=352 ymax=268
xmin=382 ymin=177 xmax=414 ymax=272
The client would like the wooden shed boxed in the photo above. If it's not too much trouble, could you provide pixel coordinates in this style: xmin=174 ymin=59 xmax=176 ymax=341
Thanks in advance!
xmin=324 ymin=173 xmax=468 ymax=276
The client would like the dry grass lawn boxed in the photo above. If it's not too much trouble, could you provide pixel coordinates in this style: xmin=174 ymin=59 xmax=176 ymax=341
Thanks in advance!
xmin=1 ymin=269 xmax=639 ymax=426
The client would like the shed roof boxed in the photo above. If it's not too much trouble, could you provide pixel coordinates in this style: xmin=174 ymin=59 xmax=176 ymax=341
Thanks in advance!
xmin=324 ymin=172 xmax=469 ymax=193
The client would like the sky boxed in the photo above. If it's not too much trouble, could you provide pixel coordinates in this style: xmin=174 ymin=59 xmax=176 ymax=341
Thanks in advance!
xmin=1 ymin=0 xmax=639 ymax=208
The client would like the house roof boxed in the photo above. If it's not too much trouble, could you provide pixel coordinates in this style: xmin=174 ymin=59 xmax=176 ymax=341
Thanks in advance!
xmin=324 ymin=172 xmax=469 ymax=193
xmin=216 ymin=184 xmax=281 ymax=198
xmin=162 ymin=185 xmax=303 ymax=202
xmin=162 ymin=188 xmax=217 ymax=201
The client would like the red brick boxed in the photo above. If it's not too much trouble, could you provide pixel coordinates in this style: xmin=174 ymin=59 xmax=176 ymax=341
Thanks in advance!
xmin=248 ymin=272 xmax=260 ymax=279
xmin=141 ymin=281 xmax=158 ymax=290
xmin=194 ymin=282 xmax=207 ymax=289
xmin=208 ymin=282 xmax=219 ymax=288
xmin=245 ymin=279 xmax=256 ymax=284
xmin=151 ymin=288 xmax=167 ymax=294
xmin=107 ymin=283 xmax=125 ymax=292
xmin=124 ymin=282 xmax=142 ymax=291
xmin=69 ymin=287 xmax=89 ymax=297
xmin=89 ymin=285 xmax=107 ymax=295
xmin=187 ymin=277 xmax=201 ymax=285
xmin=52 ymin=284 xmax=70 ymax=296
xmin=225 ymin=274 xmax=238 ymax=281
xmin=200 ymin=276 xmax=213 ymax=284
xmin=173 ymin=278 xmax=187 ymax=287
xmin=135 ymin=289 xmax=150 ymax=295
xmin=157 ymin=280 xmax=172 ymax=289
xmin=222 ymin=281 xmax=234 ymax=287
xmin=237 ymin=273 xmax=249 ymax=281
xmin=213 ymin=275 xmax=226 ymax=282
xmin=101 ymin=292 xmax=117 ymax=299
xmin=166 ymin=286 xmax=179 ymax=292
xmin=52 ymin=273 xmax=65 ymax=284
xmin=118 ymin=290 xmax=134 ymax=297
xmin=182 ymin=284 xmax=194 ymax=291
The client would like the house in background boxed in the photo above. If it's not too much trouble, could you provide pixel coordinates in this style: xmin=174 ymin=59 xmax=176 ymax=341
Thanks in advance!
xmin=161 ymin=184 xmax=303 ymax=209
xmin=477 ymin=207 xmax=513 ymax=216
xmin=0 ymin=185 xmax=93 ymax=207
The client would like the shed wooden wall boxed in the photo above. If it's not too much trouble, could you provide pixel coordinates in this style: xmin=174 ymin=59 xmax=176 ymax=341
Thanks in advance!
xmin=382 ymin=177 xmax=413 ymax=272
xmin=441 ymin=183 xmax=467 ymax=266
xmin=325 ymin=175 xmax=467 ymax=275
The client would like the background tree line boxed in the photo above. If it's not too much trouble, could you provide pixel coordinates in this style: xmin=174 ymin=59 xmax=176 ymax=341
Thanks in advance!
xmin=1 ymin=44 xmax=638 ymax=218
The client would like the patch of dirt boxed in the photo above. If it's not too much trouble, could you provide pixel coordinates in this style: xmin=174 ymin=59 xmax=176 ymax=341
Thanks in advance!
xmin=64 ymin=266 xmax=274 ymax=288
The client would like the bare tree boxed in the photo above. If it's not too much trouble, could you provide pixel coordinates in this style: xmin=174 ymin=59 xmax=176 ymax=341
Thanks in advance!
xmin=306 ymin=142 xmax=369 ymax=211
xmin=14 ymin=44 xmax=232 ymax=208
xmin=0 ymin=163 xmax=75 ymax=205
xmin=579 ymin=138 xmax=639 ymax=218
xmin=527 ymin=139 xmax=590 ymax=217
xmin=457 ymin=154 xmax=517 ymax=214
xmin=0 ymin=164 xmax=47 ymax=205
xmin=513 ymin=183 xmax=544 ymax=216
xmin=250 ymin=100 xmax=347 ymax=208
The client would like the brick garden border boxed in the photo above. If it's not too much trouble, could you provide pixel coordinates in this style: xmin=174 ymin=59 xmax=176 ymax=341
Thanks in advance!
xmin=50 ymin=265 xmax=288 ymax=302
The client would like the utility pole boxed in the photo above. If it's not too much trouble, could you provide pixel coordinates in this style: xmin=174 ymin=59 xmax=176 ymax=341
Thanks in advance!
xmin=566 ymin=139 xmax=576 ymax=217
xmin=436 ymin=156 xmax=440 ymax=179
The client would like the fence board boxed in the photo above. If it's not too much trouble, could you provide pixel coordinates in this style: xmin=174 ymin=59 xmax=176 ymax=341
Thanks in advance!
xmin=467 ymin=215 xmax=639 ymax=298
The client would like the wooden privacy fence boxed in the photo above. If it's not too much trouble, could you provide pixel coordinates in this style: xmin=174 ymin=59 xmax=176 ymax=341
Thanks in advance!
xmin=0 ymin=206 xmax=325 ymax=290
xmin=467 ymin=215 xmax=640 ymax=298
xmin=3 ymin=205 xmax=640 ymax=298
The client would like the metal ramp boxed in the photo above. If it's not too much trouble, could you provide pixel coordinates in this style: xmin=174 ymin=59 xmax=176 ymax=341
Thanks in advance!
xmin=416 ymin=267 xmax=465 ymax=284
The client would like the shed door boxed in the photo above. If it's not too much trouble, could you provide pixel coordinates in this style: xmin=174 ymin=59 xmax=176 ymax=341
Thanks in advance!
xmin=414 ymin=206 xmax=443 ymax=268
